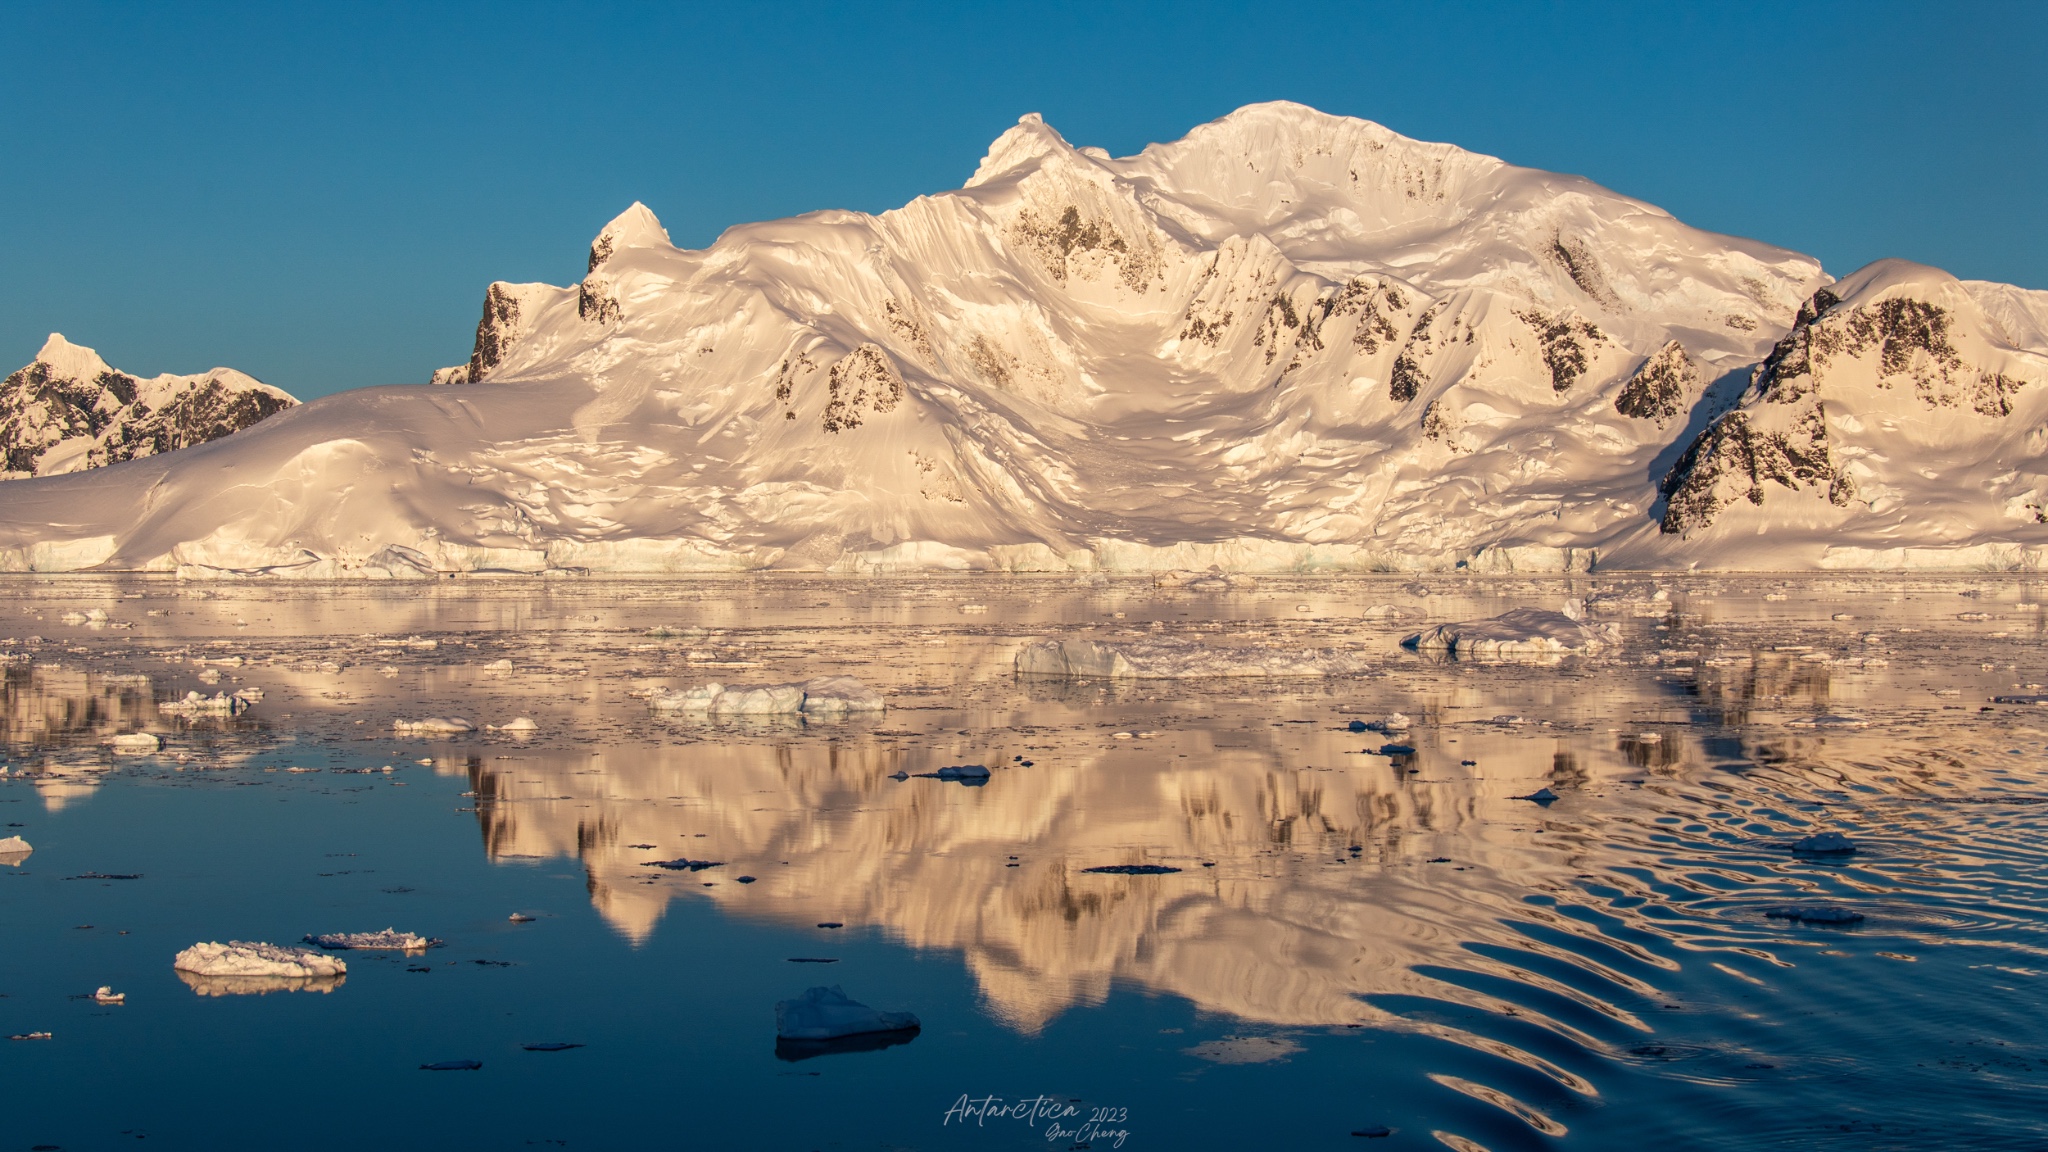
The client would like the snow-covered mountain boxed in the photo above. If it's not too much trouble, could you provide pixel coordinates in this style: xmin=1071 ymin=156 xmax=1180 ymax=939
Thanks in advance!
xmin=3 ymin=101 xmax=2046 ymax=576
xmin=0 ymin=335 xmax=295 ymax=480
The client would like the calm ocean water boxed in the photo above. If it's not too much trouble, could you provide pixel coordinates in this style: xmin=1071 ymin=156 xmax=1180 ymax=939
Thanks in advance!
xmin=3 ymin=575 xmax=2045 ymax=1150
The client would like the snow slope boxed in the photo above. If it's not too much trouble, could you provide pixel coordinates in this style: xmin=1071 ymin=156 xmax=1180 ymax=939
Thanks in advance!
xmin=2 ymin=101 xmax=2045 ymax=575
xmin=0 ymin=335 xmax=296 ymax=481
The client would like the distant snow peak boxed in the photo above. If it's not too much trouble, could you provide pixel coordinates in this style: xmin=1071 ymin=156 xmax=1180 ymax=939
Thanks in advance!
xmin=1 ymin=334 xmax=295 ymax=480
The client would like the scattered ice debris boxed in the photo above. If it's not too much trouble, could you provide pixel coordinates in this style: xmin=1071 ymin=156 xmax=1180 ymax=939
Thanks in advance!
xmin=774 ymin=985 xmax=920 ymax=1041
xmin=159 ymin=691 xmax=247 ymax=718
xmin=643 ymin=858 xmax=724 ymax=872
xmin=9 ymin=1031 xmax=53 ymax=1040
xmin=419 ymin=1060 xmax=482 ymax=1071
xmin=1786 ymin=714 xmax=1869 ymax=729
xmin=1515 ymin=787 xmax=1561 ymax=804
xmin=958 ymin=603 xmax=988 ymax=613
xmin=232 ymin=687 xmax=263 ymax=703
xmin=508 ymin=913 xmax=536 ymax=923
xmin=1154 ymin=568 xmax=1257 ymax=591
xmin=1014 ymin=637 xmax=1365 ymax=679
xmin=482 ymin=658 xmax=514 ymax=672
xmin=1992 ymin=695 xmax=2048 ymax=705
xmin=393 ymin=717 xmax=475 ymax=734
xmin=649 ymin=677 xmax=885 ymax=716
xmin=304 ymin=929 xmax=439 ymax=951
xmin=93 ymin=986 xmax=124 ymax=1003
xmin=1367 ymin=714 xmax=1412 ymax=733
xmin=1082 ymin=864 xmax=1182 ymax=875
xmin=488 ymin=717 xmax=539 ymax=732
xmin=1183 ymin=1035 xmax=1304 ymax=1064
xmin=1403 ymin=609 xmax=1616 ymax=658
xmin=108 ymin=733 xmax=160 ymax=754
xmin=1791 ymin=832 xmax=1858 ymax=855
xmin=1766 ymin=905 xmax=1865 ymax=924
xmin=173 ymin=941 xmax=348 ymax=979
xmin=0 ymin=835 xmax=31 ymax=860
xmin=522 ymin=1042 xmax=583 ymax=1052
xmin=1360 ymin=604 xmax=1415 ymax=619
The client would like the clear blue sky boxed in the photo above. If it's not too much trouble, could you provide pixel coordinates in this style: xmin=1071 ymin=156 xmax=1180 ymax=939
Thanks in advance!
xmin=3 ymin=0 xmax=2042 ymax=398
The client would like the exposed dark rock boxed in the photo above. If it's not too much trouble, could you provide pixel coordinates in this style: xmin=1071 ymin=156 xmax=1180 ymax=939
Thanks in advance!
xmin=820 ymin=344 xmax=905 ymax=433
xmin=466 ymin=283 xmax=526 ymax=381
xmin=1516 ymin=308 xmax=1603 ymax=392
xmin=1614 ymin=341 xmax=1698 ymax=425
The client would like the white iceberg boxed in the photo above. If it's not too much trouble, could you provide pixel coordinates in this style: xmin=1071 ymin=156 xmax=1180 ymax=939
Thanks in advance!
xmin=795 ymin=677 xmax=886 ymax=714
xmin=0 ymin=835 xmax=31 ymax=861
xmin=648 ymin=678 xmax=884 ymax=716
xmin=393 ymin=717 xmax=475 ymax=734
xmin=303 ymin=928 xmax=438 ymax=951
xmin=109 ymin=733 xmax=160 ymax=753
xmin=774 ymin=985 xmax=920 ymax=1040
xmin=173 ymin=941 xmax=348 ymax=979
xmin=489 ymin=717 xmax=539 ymax=732
xmin=1014 ymin=637 xmax=1364 ymax=679
xmin=159 ymin=691 xmax=247 ymax=717
xmin=1403 ymin=609 xmax=1616 ymax=657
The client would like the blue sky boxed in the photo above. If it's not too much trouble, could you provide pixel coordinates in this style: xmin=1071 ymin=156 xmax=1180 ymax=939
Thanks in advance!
xmin=3 ymin=0 xmax=2042 ymax=398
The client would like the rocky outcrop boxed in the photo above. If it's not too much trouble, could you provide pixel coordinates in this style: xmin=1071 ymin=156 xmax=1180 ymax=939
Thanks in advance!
xmin=0 ymin=335 xmax=295 ymax=479
xmin=1614 ymin=341 xmax=1698 ymax=425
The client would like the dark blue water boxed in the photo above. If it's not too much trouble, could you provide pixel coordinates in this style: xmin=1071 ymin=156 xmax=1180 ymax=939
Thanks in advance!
xmin=3 ymin=576 xmax=2046 ymax=1150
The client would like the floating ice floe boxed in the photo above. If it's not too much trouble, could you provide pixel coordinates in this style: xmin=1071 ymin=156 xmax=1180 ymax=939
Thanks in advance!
xmin=393 ymin=717 xmax=475 ymax=734
xmin=1791 ymin=832 xmax=1858 ymax=855
xmin=648 ymin=677 xmax=883 ymax=716
xmin=488 ymin=717 xmax=539 ymax=733
xmin=303 ymin=929 xmax=439 ymax=951
xmin=774 ymin=985 xmax=920 ymax=1041
xmin=1765 ymin=905 xmax=1864 ymax=924
xmin=93 ymin=986 xmax=125 ymax=1003
xmin=0 ymin=835 xmax=33 ymax=860
xmin=1013 ymin=637 xmax=1366 ymax=679
xmin=174 ymin=941 xmax=348 ymax=979
xmin=1153 ymin=569 xmax=1257 ymax=591
xmin=1403 ymin=609 xmax=1617 ymax=658
xmin=159 ymin=691 xmax=248 ymax=718
xmin=108 ymin=733 xmax=160 ymax=754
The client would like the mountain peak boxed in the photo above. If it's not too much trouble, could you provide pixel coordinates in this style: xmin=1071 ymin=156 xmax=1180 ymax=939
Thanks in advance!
xmin=34 ymin=333 xmax=114 ymax=381
xmin=589 ymin=202 xmax=673 ymax=271
xmin=965 ymin=112 xmax=1085 ymax=188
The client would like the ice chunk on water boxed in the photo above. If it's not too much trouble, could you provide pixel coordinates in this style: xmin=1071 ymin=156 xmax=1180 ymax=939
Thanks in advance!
xmin=1403 ymin=608 xmax=1615 ymax=657
xmin=774 ymin=985 xmax=920 ymax=1040
xmin=174 ymin=941 xmax=348 ymax=978
xmin=796 ymin=677 xmax=885 ymax=714
xmin=393 ymin=717 xmax=475 ymax=734
xmin=159 ymin=691 xmax=247 ymax=717
xmin=109 ymin=733 xmax=160 ymax=753
xmin=489 ymin=717 xmax=539 ymax=732
xmin=1791 ymin=831 xmax=1858 ymax=854
xmin=711 ymin=685 xmax=807 ymax=714
xmin=0 ymin=835 xmax=30 ymax=860
xmin=1014 ymin=637 xmax=1364 ymax=679
xmin=648 ymin=678 xmax=883 ymax=716
xmin=93 ymin=986 xmax=125 ymax=1003
xmin=303 ymin=929 xmax=439 ymax=951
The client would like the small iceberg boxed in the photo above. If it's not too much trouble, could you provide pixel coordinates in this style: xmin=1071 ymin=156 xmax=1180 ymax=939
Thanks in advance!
xmin=393 ymin=717 xmax=475 ymax=734
xmin=0 ymin=835 xmax=31 ymax=862
xmin=488 ymin=717 xmax=539 ymax=733
xmin=174 ymin=940 xmax=348 ymax=979
xmin=1765 ymin=905 xmax=1864 ymax=924
xmin=303 ymin=929 xmax=439 ymax=951
xmin=1791 ymin=832 xmax=1857 ymax=855
xmin=109 ymin=733 xmax=161 ymax=753
xmin=93 ymin=986 xmax=125 ymax=1003
xmin=648 ymin=677 xmax=884 ymax=716
xmin=159 ymin=691 xmax=248 ymax=718
xmin=774 ymin=985 xmax=920 ymax=1055
xmin=1403 ymin=609 xmax=1616 ymax=658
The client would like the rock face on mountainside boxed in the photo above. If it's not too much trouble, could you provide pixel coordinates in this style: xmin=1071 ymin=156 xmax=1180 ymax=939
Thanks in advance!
xmin=0 ymin=335 xmax=296 ymax=480
xmin=1 ymin=101 xmax=2045 ymax=575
